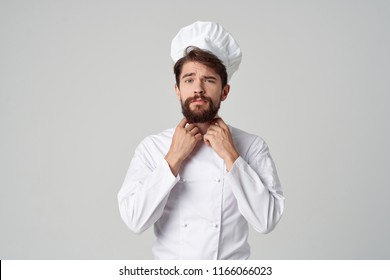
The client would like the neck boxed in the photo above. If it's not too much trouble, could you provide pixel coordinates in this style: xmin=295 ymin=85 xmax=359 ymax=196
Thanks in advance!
xmin=194 ymin=114 xmax=221 ymax=134
xmin=194 ymin=122 xmax=211 ymax=135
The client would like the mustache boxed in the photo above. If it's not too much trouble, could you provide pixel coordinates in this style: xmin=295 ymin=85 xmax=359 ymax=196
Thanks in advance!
xmin=184 ymin=95 xmax=212 ymax=105
xmin=181 ymin=94 xmax=220 ymax=123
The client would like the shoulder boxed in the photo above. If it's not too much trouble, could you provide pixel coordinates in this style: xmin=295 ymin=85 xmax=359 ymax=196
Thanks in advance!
xmin=229 ymin=125 xmax=269 ymax=160
xmin=138 ymin=128 xmax=174 ymax=150
xmin=145 ymin=127 xmax=174 ymax=144
xmin=229 ymin=125 xmax=266 ymax=147
xmin=134 ymin=128 xmax=174 ymax=160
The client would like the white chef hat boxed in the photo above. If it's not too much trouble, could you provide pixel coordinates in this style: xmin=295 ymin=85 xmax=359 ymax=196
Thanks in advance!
xmin=171 ymin=21 xmax=242 ymax=82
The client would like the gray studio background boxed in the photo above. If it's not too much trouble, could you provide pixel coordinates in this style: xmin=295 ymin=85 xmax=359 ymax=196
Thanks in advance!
xmin=1 ymin=0 xmax=389 ymax=259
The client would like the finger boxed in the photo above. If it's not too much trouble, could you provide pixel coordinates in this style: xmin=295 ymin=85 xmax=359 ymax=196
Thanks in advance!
xmin=194 ymin=133 xmax=203 ymax=141
xmin=203 ymin=133 xmax=214 ymax=143
xmin=178 ymin=117 xmax=188 ymax=128
xmin=189 ymin=126 xmax=199 ymax=135
xmin=205 ymin=129 xmax=217 ymax=136
xmin=186 ymin=124 xmax=195 ymax=131
xmin=206 ymin=125 xmax=220 ymax=134
xmin=213 ymin=118 xmax=229 ymax=129
xmin=203 ymin=136 xmax=211 ymax=146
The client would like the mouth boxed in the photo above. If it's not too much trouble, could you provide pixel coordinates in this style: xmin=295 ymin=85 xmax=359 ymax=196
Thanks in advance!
xmin=191 ymin=98 xmax=208 ymax=105
xmin=192 ymin=100 xmax=207 ymax=105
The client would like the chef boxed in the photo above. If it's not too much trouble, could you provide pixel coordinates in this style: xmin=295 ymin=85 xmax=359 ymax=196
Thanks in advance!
xmin=118 ymin=21 xmax=285 ymax=259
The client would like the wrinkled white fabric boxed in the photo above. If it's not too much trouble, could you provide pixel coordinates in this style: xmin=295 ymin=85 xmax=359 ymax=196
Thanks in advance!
xmin=118 ymin=126 xmax=284 ymax=259
xmin=171 ymin=21 xmax=242 ymax=82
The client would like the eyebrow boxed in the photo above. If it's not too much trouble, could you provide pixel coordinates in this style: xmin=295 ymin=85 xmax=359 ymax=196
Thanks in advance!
xmin=181 ymin=73 xmax=217 ymax=80
xmin=203 ymin=75 xmax=217 ymax=80
xmin=181 ymin=73 xmax=195 ymax=79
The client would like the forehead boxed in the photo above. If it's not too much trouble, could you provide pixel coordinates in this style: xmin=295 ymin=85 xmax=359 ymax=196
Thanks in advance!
xmin=180 ymin=61 xmax=219 ymax=78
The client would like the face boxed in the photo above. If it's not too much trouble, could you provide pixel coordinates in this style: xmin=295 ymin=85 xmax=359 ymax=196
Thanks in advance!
xmin=175 ymin=61 xmax=230 ymax=123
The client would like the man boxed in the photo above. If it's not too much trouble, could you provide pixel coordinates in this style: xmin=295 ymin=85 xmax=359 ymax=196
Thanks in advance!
xmin=118 ymin=21 xmax=284 ymax=259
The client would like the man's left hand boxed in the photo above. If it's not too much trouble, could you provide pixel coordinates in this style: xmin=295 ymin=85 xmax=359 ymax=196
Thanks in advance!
xmin=204 ymin=118 xmax=239 ymax=171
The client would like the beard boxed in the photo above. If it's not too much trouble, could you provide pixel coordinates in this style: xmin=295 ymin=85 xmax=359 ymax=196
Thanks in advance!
xmin=181 ymin=95 xmax=221 ymax=123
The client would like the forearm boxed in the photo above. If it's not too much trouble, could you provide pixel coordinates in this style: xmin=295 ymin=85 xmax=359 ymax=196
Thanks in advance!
xmin=223 ymin=149 xmax=240 ymax=171
xmin=226 ymin=157 xmax=285 ymax=233
xmin=164 ymin=151 xmax=184 ymax=177
xmin=118 ymin=159 xmax=179 ymax=233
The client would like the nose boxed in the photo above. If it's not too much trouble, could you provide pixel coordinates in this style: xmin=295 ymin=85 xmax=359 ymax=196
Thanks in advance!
xmin=193 ymin=79 xmax=205 ymax=95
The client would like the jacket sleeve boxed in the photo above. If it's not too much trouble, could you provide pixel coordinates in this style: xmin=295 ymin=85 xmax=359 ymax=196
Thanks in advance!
xmin=117 ymin=140 xmax=179 ymax=234
xmin=225 ymin=137 xmax=285 ymax=233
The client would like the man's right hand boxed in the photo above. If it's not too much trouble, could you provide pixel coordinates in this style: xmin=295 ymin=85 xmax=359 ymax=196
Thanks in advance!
xmin=165 ymin=118 xmax=202 ymax=176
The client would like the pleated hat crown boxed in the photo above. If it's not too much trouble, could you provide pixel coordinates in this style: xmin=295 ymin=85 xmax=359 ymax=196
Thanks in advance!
xmin=171 ymin=21 xmax=242 ymax=82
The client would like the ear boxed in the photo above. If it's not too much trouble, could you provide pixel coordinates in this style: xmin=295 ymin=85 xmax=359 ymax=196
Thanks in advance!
xmin=220 ymin=84 xmax=230 ymax=101
xmin=174 ymin=84 xmax=181 ymax=100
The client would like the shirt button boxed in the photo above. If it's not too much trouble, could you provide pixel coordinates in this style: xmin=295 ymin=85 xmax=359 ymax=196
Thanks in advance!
xmin=213 ymin=223 xmax=218 ymax=228
xmin=183 ymin=223 xmax=188 ymax=228
xmin=214 ymin=178 xmax=221 ymax=183
xmin=181 ymin=178 xmax=186 ymax=182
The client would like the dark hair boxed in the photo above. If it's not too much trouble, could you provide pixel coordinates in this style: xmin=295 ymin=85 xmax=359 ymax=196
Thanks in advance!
xmin=174 ymin=46 xmax=228 ymax=88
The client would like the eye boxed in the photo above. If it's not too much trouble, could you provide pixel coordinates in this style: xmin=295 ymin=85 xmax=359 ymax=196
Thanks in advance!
xmin=184 ymin=79 xmax=193 ymax=83
xmin=205 ymin=78 xmax=216 ymax=83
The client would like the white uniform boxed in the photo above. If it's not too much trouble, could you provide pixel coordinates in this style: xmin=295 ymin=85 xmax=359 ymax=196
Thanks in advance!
xmin=118 ymin=125 xmax=284 ymax=259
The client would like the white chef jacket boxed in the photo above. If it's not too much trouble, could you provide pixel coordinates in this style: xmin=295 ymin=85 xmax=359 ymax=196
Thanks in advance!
xmin=118 ymin=125 xmax=284 ymax=259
